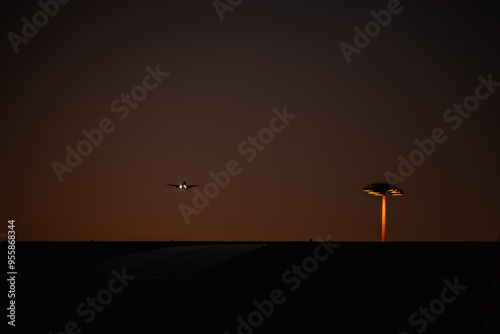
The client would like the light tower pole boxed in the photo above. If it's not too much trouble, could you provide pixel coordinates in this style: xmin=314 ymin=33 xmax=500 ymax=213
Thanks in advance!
xmin=363 ymin=183 xmax=403 ymax=242
xmin=381 ymin=194 xmax=386 ymax=242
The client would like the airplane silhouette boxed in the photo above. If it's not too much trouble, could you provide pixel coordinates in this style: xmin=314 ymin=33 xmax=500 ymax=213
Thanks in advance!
xmin=166 ymin=181 xmax=200 ymax=190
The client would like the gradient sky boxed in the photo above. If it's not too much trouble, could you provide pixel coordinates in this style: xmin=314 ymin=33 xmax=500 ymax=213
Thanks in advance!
xmin=2 ymin=0 xmax=500 ymax=241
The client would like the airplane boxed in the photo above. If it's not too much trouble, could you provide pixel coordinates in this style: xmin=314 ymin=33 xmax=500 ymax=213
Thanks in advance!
xmin=166 ymin=181 xmax=200 ymax=190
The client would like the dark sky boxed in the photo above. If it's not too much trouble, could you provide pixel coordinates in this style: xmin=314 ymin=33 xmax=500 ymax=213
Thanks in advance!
xmin=2 ymin=0 xmax=499 ymax=241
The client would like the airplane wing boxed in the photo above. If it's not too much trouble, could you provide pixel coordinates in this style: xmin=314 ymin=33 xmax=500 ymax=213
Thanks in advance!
xmin=166 ymin=184 xmax=179 ymax=187
xmin=186 ymin=185 xmax=200 ymax=189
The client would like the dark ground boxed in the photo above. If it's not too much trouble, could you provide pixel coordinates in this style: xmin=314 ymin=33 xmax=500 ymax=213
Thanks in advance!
xmin=6 ymin=241 xmax=500 ymax=333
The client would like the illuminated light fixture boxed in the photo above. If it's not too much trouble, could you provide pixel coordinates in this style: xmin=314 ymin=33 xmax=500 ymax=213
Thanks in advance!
xmin=362 ymin=183 xmax=403 ymax=242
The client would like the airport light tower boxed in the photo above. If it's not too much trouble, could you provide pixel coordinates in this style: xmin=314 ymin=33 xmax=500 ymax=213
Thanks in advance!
xmin=362 ymin=183 xmax=403 ymax=242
